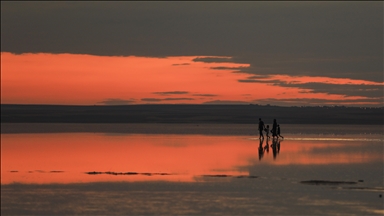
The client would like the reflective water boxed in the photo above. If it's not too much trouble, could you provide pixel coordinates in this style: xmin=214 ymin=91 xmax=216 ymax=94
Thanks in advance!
xmin=1 ymin=124 xmax=383 ymax=215
xmin=2 ymin=133 xmax=382 ymax=184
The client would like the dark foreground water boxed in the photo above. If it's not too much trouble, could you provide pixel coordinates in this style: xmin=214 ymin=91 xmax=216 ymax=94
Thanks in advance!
xmin=1 ymin=124 xmax=383 ymax=215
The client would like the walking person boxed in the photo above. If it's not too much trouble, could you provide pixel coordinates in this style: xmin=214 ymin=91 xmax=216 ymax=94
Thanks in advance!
xmin=258 ymin=118 xmax=265 ymax=140
xmin=264 ymin=125 xmax=271 ymax=139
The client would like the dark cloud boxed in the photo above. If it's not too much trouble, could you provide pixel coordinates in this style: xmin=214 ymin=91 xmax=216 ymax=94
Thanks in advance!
xmin=238 ymin=79 xmax=282 ymax=84
xmin=153 ymin=91 xmax=189 ymax=95
xmin=210 ymin=66 xmax=248 ymax=71
xmin=203 ymin=100 xmax=250 ymax=105
xmin=254 ymin=98 xmax=382 ymax=107
xmin=163 ymin=98 xmax=194 ymax=101
xmin=280 ymin=83 xmax=384 ymax=98
xmin=141 ymin=98 xmax=194 ymax=102
xmin=239 ymin=75 xmax=383 ymax=103
xmin=172 ymin=63 xmax=190 ymax=66
xmin=98 ymin=98 xmax=136 ymax=105
xmin=244 ymin=75 xmax=272 ymax=79
xmin=1 ymin=1 xmax=382 ymax=86
xmin=192 ymin=94 xmax=218 ymax=97
xmin=141 ymin=98 xmax=162 ymax=102
xmin=148 ymin=92 xmax=218 ymax=99
xmin=237 ymin=55 xmax=383 ymax=82
xmin=192 ymin=57 xmax=234 ymax=63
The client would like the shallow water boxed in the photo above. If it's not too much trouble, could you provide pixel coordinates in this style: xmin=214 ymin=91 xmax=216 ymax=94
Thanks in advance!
xmin=1 ymin=124 xmax=383 ymax=215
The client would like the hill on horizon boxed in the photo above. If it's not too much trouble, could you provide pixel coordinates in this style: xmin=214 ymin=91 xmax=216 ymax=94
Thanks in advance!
xmin=1 ymin=104 xmax=383 ymax=125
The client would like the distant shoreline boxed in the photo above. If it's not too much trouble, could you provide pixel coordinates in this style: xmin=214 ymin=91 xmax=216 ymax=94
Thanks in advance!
xmin=1 ymin=104 xmax=383 ymax=125
xmin=2 ymin=123 xmax=383 ymax=135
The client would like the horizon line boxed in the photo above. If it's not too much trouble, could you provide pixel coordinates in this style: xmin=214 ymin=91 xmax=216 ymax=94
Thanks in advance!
xmin=1 ymin=103 xmax=383 ymax=108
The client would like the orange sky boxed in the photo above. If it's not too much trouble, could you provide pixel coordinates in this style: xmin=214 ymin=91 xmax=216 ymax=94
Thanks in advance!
xmin=1 ymin=133 xmax=381 ymax=184
xmin=2 ymin=52 xmax=381 ymax=106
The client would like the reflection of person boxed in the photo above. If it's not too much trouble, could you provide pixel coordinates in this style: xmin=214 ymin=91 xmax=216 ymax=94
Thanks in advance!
xmin=264 ymin=137 xmax=270 ymax=153
xmin=258 ymin=118 xmax=265 ymax=139
xmin=258 ymin=137 xmax=265 ymax=160
xmin=272 ymin=138 xmax=278 ymax=160
xmin=277 ymin=124 xmax=284 ymax=139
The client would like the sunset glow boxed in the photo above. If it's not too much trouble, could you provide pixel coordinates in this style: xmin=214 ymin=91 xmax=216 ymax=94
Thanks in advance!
xmin=1 ymin=133 xmax=381 ymax=184
xmin=1 ymin=3 xmax=383 ymax=216
xmin=1 ymin=52 xmax=381 ymax=106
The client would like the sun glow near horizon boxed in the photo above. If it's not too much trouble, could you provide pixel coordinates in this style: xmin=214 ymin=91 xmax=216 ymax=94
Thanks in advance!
xmin=2 ymin=133 xmax=381 ymax=184
xmin=1 ymin=52 xmax=382 ymax=106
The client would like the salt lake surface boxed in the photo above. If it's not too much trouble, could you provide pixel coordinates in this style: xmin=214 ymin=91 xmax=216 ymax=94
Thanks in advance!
xmin=1 ymin=124 xmax=383 ymax=215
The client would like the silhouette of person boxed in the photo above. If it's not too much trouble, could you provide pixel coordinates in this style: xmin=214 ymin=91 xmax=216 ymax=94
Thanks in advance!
xmin=272 ymin=119 xmax=278 ymax=139
xmin=277 ymin=124 xmax=284 ymax=139
xmin=258 ymin=118 xmax=265 ymax=139
xmin=264 ymin=125 xmax=271 ymax=139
